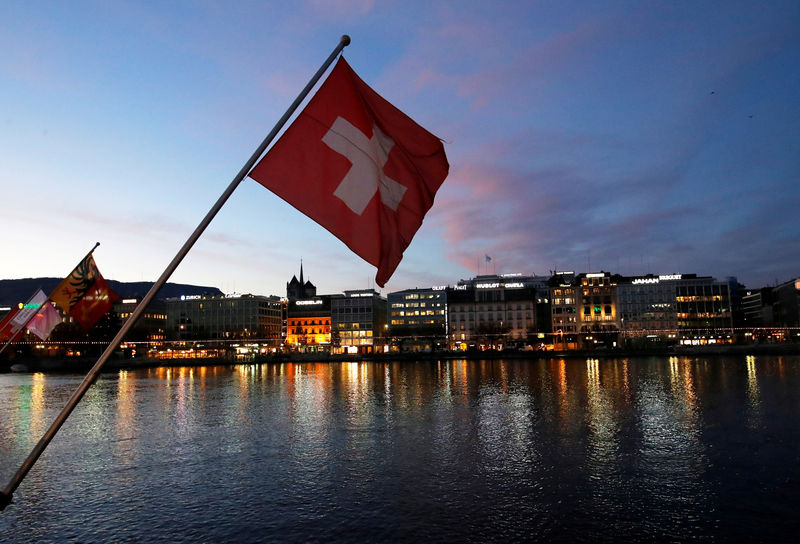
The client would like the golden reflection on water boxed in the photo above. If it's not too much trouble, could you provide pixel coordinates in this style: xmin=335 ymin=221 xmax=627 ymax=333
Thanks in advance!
xmin=746 ymin=355 xmax=761 ymax=428
xmin=458 ymin=359 xmax=469 ymax=394
xmin=115 ymin=370 xmax=135 ymax=438
xmin=668 ymin=357 xmax=697 ymax=413
xmin=30 ymin=372 xmax=46 ymax=438
xmin=746 ymin=355 xmax=758 ymax=398
xmin=554 ymin=359 xmax=568 ymax=432
xmin=585 ymin=359 xmax=621 ymax=469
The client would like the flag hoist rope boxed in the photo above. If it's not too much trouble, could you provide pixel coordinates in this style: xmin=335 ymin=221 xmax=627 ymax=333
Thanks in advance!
xmin=0 ymin=34 xmax=351 ymax=512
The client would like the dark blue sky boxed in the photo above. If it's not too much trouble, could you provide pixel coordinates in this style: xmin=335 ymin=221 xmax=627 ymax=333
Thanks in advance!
xmin=2 ymin=1 xmax=798 ymax=294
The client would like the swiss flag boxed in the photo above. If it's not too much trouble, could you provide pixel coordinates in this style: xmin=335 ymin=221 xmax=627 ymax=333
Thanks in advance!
xmin=248 ymin=57 xmax=449 ymax=287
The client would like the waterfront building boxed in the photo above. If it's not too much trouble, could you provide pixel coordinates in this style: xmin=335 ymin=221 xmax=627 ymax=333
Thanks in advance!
xmin=285 ymin=294 xmax=340 ymax=351
xmin=741 ymin=287 xmax=774 ymax=327
xmin=618 ymin=275 xmax=680 ymax=331
xmin=576 ymin=272 xmax=621 ymax=348
xmin=447 ymin=274 xmax=549 ymax=350
xmin=387 ymin=287 xmax=447 ymax=351
xmin=675 ymin=275 xmax=735 ymax=340
xmin=165 ymin=294 xmax=282 ymax=345
xmin=616 ymin=273 xmax=735 ymax=345
xmin=113 ymin=297 xmax=167 ymax=343
xmin=331 ymin=289 xmax=388 ymax=354
xmin=772 ymin=278 xmax=800 ymax=327
xmin=549 ymin=271 xmax=579 ymax=349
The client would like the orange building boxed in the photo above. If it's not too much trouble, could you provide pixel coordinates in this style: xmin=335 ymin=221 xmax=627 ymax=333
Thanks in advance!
xmin=285 ymin=295 xmax=343 ymax=351
xmin=286 ymin=312 xmax=331 ymax=347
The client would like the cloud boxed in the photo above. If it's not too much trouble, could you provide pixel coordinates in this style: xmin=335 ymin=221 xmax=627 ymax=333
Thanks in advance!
xmin=305 ymin=0 xmax=375 ymax=16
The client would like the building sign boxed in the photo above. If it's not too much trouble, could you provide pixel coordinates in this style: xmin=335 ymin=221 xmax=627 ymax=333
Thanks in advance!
xmin=504 ymin=282 xmax=524 ymax=288
xmin=180 ymin=295 xmax=201 ymax=301
xmin=121 ymin=298 xmax=138 ymax=304
xmin=453 ymin=285 xmax=468 ymax=290
xmin=586 ymin=273 xmax=605 ymax=278
xmin=632 ymin=274 xmax=683 ymax=285
xmin=296 ymin=300 xmax=323 ymax=306
xmin=350 ymin=293 xmax=374 ymax=297
xmin=476 ymin=282 xmax=501 ymax=289
xmin=431 ymin=286 xmax=447 ymax=291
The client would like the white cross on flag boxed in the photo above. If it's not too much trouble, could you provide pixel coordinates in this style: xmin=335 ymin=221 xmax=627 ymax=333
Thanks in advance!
xmin=248 ymin=57 xmax=449 ymax=287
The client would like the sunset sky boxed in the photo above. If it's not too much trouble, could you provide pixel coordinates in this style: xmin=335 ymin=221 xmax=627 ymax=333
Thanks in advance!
xmin=2 ymin=1 xmax=798 ymax=297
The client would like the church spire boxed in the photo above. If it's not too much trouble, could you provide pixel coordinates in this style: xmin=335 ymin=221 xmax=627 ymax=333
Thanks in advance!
xmin=300 ymin=258 xmax=304 ymax=285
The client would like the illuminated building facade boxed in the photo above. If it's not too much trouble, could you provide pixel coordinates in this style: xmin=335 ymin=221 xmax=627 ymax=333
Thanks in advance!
xmin=549 ymin=271 xmax=579 ymax=349
xmin=113 ymin=298 xmax=167 ymax=342
xmin=575 ymin=272 xmax=621 ymax=348
xmin=447 ymin=274 xmax=549 ymax=350
xmin=331 ymin=290 xmax=388 ymax=354
xmin=285 ymin=295 xmax=339 ymax=350
xmin=617 ymin=275 xmax=682 ymax=331
xmin=675 ymin=276 xmax=735 ymax=335
xmin=387 ymin=287 xmax=447 ymax=351
xmin=166 ymin=294 xmax=282 ymax=344
xmin=616 ymin=274 xmax=735 ymax=345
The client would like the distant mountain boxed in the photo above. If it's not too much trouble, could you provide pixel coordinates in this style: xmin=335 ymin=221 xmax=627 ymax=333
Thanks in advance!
xmin=0 ymin=278 xmax=224 ymax=306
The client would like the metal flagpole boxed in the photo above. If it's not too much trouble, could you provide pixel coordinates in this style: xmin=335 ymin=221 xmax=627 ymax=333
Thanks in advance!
xmin=0 ymin=242 xmax=100 ymax=357
xmin=0 ymin=34 xmax=351 ymax=511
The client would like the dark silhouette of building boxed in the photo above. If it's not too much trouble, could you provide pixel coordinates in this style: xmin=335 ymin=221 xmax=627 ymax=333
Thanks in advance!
xmin=286 ymin=262 xmax=316 ymax=302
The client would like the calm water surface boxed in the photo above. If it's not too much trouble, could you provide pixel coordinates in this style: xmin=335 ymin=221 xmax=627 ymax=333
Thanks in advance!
xmin=1 ymin=356 xmax=798 ymax=542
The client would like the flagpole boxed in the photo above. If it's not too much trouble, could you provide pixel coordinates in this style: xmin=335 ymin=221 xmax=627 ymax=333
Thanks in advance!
xmin=0 ymin=243 xmax=100 ymax=358
xmin=0 ymin=34 xmax=351 ymax=512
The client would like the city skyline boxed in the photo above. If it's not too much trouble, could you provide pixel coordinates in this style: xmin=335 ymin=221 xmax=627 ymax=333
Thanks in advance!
xmin=2 ymin=1 xmax=799 ymax=296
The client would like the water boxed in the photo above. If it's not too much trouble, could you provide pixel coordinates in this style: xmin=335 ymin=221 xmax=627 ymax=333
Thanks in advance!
xmin=1 ymin=356 xmax=798 ymax=542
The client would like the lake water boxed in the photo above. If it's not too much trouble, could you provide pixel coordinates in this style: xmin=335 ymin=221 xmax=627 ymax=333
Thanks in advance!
xmin=1 ymin=356 xmax=798 ymax=542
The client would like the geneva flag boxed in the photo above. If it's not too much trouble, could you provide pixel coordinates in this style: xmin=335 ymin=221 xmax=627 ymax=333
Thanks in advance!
xmin=249 ymin=57 xmax=449 ymax=287
xmin=51 ymin=254 xmax=118 ymax=330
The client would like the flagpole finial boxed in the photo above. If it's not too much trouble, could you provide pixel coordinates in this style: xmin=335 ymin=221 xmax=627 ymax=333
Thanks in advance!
xmin=341 ymin=35 xmax=351 ymax=47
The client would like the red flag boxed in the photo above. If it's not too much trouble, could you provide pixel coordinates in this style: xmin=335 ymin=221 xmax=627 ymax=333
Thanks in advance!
xmin=50 ymin=254 xmax=99 ymax=314
xmin=27 ymin=302 xmax=62 ymax=340
xmin=0 ymin=306 xmax=21 ymax=342
xmin=249 ymin=57 xmax=449 ymax=287
xmin=69 ymin=274 xmax=118 ymax=330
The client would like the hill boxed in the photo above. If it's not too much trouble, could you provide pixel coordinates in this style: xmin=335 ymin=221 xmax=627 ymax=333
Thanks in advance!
xmin=0 ymin=278 xmax=224 ymax=306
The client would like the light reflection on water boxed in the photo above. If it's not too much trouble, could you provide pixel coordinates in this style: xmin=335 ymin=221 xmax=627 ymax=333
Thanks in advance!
xmin=1 ymin=356 xmax=799 ymax=543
